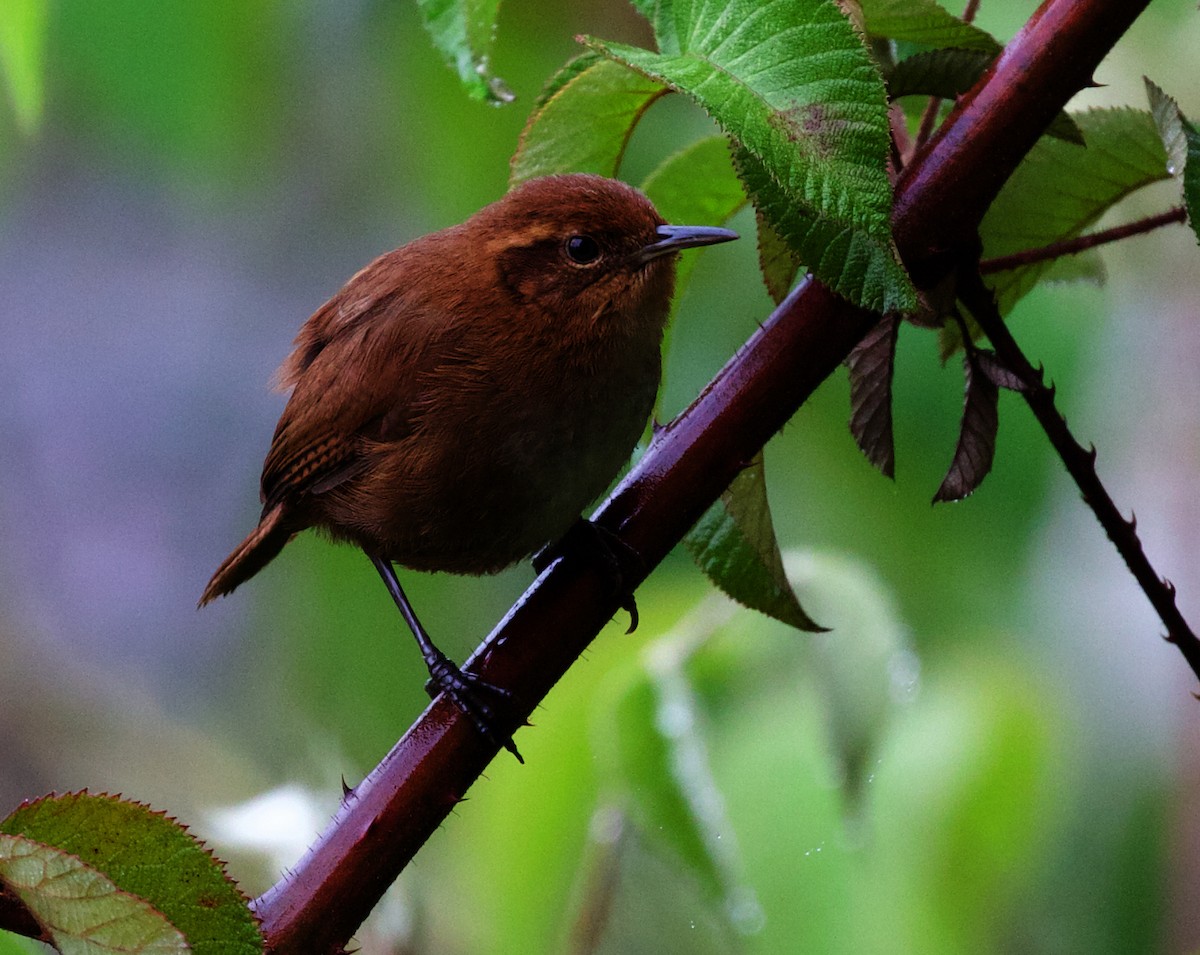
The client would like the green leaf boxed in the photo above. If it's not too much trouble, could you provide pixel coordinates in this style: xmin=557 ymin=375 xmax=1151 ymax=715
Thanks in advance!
xmin=0 ymin=833 xmax=188 ymax=954
xmin=859 ymin=0 xmax=1000 ymax=53
xmin=734 ymin=145 xmax=913 ymax=312
xmin=1145 ymin=78 xmax=1187 ymax=180
xmin=980 ymin=108 xmax=1171 ymax=314
xmin=685 ymin=453 xmax=825 ymax=632
xmin=1145 ymin=77 xmax=1200 ymax=246
xmin=530 ymin=50 xmax=601 ymax=112
xmin=887 ymin=47 xmax=989 ymax=100
xmin=756 ymin=210 xmax=803 ymax=305
xmin=416 ymin=0 xmax=512 ymax=105
xmin=604 ymin=671 xmax=729 ymax=904
xmin=0 ymin=0 xmax=47 ymax=133
xmin=595 ymin=599 xmax=757 ymax=935
xmin=782 ymin=550 xmax=914 ymax=802
xmin=510 ymin=56 xmax=666 ymax=185
xmin=627 ymin=0 xmax=658 ymax=22
xmin=0 ymin=928 xmax=38 ymax=954
xmin=872 ymin=654 xmax=1060 ymax=951
xmin=585 ymin=0 xmax=916 ymax=312
xmin=1 ymin=792 xmax=262 ymax=955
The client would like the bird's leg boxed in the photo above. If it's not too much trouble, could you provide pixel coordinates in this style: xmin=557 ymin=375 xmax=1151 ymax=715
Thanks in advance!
xmin=533 ymin=519 xmax=643 ymax=633
xmin=368 ymin=554 xmax=522 ymax=763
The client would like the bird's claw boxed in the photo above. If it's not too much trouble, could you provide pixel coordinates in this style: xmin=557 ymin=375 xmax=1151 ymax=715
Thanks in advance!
xmin=423 ymin=650 xmax=523 ymax=763
xmin=536 ymin=519 xmax=643 ymax=633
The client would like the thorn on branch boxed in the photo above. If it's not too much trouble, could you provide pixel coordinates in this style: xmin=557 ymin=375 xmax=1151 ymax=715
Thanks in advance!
xmin=953 ymin=264 xmax=1200 ymax=688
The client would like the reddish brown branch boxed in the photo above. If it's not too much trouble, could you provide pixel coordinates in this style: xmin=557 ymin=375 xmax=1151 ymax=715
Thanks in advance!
xmin=979 ymin=206 xmax=1188 ymax=273
xmin=249 ymin=0 xmax=1159 ymax=952
xmin=957 ymin=267 xmax=1200 ymax=676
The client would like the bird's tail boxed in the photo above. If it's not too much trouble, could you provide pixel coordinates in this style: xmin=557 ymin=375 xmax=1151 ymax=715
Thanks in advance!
xmin=199 ymin=503 xmax=293 ymax=607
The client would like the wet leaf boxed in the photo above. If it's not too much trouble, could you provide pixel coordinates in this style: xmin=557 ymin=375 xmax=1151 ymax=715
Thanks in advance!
xmin=733 ymin=145 xmax=913 ymax=313
xmin=1145 ymin=77 xmax=1200 ymax=246
xmin=417 ymin=0 xmax=512 ymax=104
xmin=593 ymin=597 xmax=744 ymax=923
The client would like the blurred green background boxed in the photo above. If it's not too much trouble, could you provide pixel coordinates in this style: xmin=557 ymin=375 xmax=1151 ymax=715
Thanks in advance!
xmin=1 ymin=2 xmax=1198 ymax=953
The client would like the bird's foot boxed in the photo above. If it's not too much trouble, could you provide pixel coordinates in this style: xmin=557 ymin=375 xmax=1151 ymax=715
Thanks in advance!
xmin=422 ymin=648 xmax=524 ymax=763
xmin=534 ymin=519 xmax=644 ymax=633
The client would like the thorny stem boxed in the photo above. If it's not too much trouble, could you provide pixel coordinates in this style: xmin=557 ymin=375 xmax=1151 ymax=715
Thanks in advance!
xmin=962 ymin=0 xmax=981 ymax=25
xmin=979 ymin=206 xmax=1188 ymax=273
xmin=957 ymin=267 xmax=1200 ymax=679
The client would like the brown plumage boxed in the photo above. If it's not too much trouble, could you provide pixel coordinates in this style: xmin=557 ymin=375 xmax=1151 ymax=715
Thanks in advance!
xmin=200 ymin=173 xmax=736 ymax=751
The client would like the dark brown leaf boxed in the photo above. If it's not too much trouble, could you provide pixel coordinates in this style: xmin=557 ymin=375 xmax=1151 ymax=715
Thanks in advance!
xmin=974 ymin=348 xmax=1030 ymax=392
xmin=934 ymin=354 xmax=999 ymax=502
xmin=846 ymin=315 xmax=899 ymax=478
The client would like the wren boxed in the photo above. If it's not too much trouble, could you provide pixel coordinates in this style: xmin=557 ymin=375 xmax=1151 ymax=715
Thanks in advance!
xmin=200 ymin=173 xmax=737 ymax=756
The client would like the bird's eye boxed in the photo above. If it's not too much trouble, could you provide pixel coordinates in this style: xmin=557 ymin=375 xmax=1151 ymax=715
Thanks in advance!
xmin=565 ymin=234 xmax=601 ymax=265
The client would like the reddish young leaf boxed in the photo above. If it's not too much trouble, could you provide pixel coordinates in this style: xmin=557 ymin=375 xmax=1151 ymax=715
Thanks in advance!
xmin=934 ymin=353 xmax=999 ymax=502
xmin=846 ymin=315 xmax=900 ymax=478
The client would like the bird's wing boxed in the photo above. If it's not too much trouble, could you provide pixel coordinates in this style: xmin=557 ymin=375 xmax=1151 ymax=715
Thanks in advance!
xmin=259 ymin=254 xmax=456 ymax=509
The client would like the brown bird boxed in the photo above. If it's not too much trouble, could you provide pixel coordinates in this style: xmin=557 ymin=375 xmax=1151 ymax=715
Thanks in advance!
xmin=200 ymin=173 xmax=736 ymax=755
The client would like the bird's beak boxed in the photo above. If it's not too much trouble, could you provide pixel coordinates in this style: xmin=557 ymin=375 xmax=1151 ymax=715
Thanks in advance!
xmin=637 ymin=224 xmax=739 ymax=264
